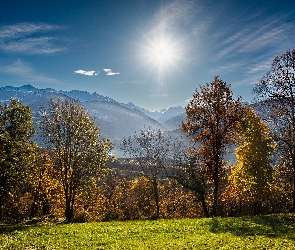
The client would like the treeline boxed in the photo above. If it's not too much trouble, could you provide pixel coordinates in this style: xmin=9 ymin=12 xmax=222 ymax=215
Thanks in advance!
xmin=0 ymin=49 xmax=295 ymax=223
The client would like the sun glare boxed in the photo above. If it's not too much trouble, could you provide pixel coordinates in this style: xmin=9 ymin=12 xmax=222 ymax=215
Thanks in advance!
xmin=154 ymin=44 xmax=171 ymax=62
xmin=149 ymin=39 xmax=177 ymax=67
xmin=138 ymin=32 xmax=186 ymax=75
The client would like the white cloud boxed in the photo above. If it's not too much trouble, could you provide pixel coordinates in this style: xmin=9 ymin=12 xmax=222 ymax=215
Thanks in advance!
xmin=0 ymin=59 xmax=32 ymax=75
xmin=0 ymin=59 xmax=62 ymax=84
xmin=74 ymin=70 xmax=99 ymax=76
xmin=103 ymin=68 xmax=120 ymax=76
xmin=0 ymin=22 xmax=61 ymax=39
xmin=216 ymin=14 xmax=294 ymax=60
xmin=0 ymin=22 xmax=66 ymax=54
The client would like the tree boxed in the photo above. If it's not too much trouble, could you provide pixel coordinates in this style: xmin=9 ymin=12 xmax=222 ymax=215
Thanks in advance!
xmin=39 ymin=98 xmax=111 ymax=222
xmin=0 ymin=99 xmax=37 ymax=220
xmin=253 ymin=48 xmax=295 ymax=211
xmin=230 ymin=108 xmax=276 ymax=214
xmin=121 ymin=127 xmax=170 ymax=219
xmin=182 ymin=76 xmax=248 ymax=216
xmin=162 ymin=136 xmax=210 ymax=217
xmin=170 ymin=153 xmax=209 ymax=217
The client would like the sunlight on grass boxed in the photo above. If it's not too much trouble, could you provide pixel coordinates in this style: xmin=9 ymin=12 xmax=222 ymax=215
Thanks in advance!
xmin=1 ymin=214 xmax=295 ymax=249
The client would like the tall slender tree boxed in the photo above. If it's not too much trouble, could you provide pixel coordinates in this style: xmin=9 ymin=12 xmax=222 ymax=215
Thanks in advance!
xmin=39 ymin=98 xmax=111 ymax=222
xmin=182 ymin=76 xmax=248 ymax=216
xmin=253 ymin=49 xmax=295 ymax=211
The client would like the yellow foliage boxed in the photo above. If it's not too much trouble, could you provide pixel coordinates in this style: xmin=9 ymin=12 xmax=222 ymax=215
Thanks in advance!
xmin=230 ymin=108 xmax=276 ymax=203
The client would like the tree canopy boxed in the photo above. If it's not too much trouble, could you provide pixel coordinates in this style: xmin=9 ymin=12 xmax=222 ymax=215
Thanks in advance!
xmin=230 ymin=108 xmax=276 ymax=214
xmin=0 ymin=99 xmax=37 ymax=219
xmin=39 ymin=98 xmax=111 ymax=222
xmin=253 ymin=48 xmax=295 ymax=211
xmin=182 ymin=76 xmax=248 ymax=216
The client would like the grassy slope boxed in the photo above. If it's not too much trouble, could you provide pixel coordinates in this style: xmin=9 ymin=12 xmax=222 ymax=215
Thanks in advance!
xmin=1 ymin=214 xmax=295 ymax=249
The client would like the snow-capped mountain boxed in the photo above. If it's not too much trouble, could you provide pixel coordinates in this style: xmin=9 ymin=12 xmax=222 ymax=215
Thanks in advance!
xmin=0 ymin=85 xmax=186 ymax=154
xmin=121 ymin=102 xmax=185 ymax=127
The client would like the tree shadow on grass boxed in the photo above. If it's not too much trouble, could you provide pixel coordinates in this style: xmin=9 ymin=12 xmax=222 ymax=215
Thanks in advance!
xmin=0 ymin=224 xmax=32 ymax=234
xmin=0 ymin=218 xmax=47 ymax=234
xmin=208 ymin=213 xmax=295 ymax=240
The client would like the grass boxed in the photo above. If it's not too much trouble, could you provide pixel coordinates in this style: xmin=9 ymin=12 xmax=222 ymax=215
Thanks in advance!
xmin=1 ymin=213 xmax=295 ymax=249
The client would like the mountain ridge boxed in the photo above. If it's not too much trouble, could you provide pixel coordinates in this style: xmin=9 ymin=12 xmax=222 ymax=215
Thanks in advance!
xmin=0 ymin=84 xmax=186 ymax=155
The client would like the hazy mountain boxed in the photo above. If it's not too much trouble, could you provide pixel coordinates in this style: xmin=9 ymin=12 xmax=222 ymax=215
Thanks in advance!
xmin=121 ymin=102 xmax=185 ymax=130
xmin=0 ymin=85 xmax=186 ymax=155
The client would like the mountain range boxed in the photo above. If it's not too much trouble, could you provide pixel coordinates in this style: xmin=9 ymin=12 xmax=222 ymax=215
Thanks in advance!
xmin=0 ymin=85 xmax=186 ymax=155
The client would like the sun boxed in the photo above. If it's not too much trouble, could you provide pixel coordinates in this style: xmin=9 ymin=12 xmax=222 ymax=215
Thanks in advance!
xmin=138 ymin=32 xmax=185 ymax=73
xmin=154 ymin=44 xmax=172 ymax=62
xmin=150 ymin=40 xmax=176 ymax=65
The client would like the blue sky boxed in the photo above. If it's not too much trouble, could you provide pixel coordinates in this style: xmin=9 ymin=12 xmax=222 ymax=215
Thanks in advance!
xmin=0 ymin=0 xmax=294 ymax=110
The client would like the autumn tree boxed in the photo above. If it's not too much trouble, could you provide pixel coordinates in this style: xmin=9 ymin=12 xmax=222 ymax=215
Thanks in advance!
xmin=0 ymin=99 xmax=37 ymax=220
xmin=39 ymin=98 xmax=111 ymax=222
xmin=230 ymin=108 xmax=276 ymax=214
xmin=182 ymin=76 xmax=248 ymax=216
xmin=28 ymin=149 xmax=62 ymax=217
xmin=253 ymin=48 xmax=295 ymax=211
xmin=121 ymin=127 xmax=171 ymax=219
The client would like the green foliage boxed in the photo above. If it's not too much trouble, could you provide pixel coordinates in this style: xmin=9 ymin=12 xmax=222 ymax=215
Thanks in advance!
xmin=0 ymin=99 xmax=37 ymax=220
xmin=231 ymin=109 xmax=276 ymax=207
xmin=39 ymin=98 xmax=112 ymax=221
xmin=1 ymin=214 xmax=295 ymax=249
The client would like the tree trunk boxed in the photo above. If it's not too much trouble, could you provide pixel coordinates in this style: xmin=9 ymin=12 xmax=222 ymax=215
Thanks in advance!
xmin=212 ymin=179 xmax=218 ymax=216
xmin=293 ymin=169 xmax=295 ymax=212
xmin=253 ymin=201 xmax=262 ymax=215
xmin=30 ymin=190 xmax=41 ymax=217
xmin=0 ymin=203 xmax=3 ymax=221
xmin=152 ymin=177 xmax=159 ymax=219
xmin=212 ymin=164 xmax=219 ymax=217
xmin=30 ymin=201 xmax=38 ymax=217
xmin=0 ymin=178 xmax=8 ymax=221
xmin=198 ymin=192 xmax=209 ymax=218
xmin=42 ymin=198 xmax=51 ymax=215
xmin=292 ymin=151 xmax=295 ymax=212
xmin=65 ymin=197 xmax=74 ymax=222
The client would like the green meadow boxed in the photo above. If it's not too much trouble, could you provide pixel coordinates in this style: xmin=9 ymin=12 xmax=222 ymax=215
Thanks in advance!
xmin=1 ymin=214 xmax=295 ymax=249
